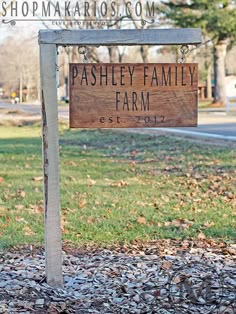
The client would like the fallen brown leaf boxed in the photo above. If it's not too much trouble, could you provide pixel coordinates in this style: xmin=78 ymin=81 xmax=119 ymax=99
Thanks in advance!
xmin=29 ymin=204 xmax=44 ymax=214
xmin=17 ymin=190 xmax=25 ymax=198
xmin=137 ymin=217 xmax=146 ymax=225
xmin=87 ymin=216 xmax=96 ymax=224
xmin=0 ymin=207 xmax=7 ymax=215
xmin=197 ymin=232 xmax=206 ymax=240
xmin=15 ymin=217 xmax=28 ymax=224
xmin=87 ymin=179 xmax=96 ymax=186
xmin=67 ymin=176 xmax=76 ymax=182
xmin=161 ymin=261 xmax=172 ymax=270
xmin=161 ymin=195 xmax=170 ymax=203
xmin=173 ymin=275 xmax=182 ymax=284
xmin=0 ymin=177 xmax=4 ymax=183
xmin=204 ymin=221 xmax=215 ymax=228
xmin=223 ymin=247 xmax=236 ymax=255
xmin=78 ymin=199 xmax=87 ymax=209
xmin=14 ymin=205 xmax=25 ymax=210
xmin=61 ymin=217 xmax=68 ymax=233
xmin=33 ymin=176 xmax=43 ymax=182
xmin=110 ymin=180 xmax=128 ymax=187
xmin=23 ymin=225 xmax=35 ymax=236
xmin=171 ymin=219 xmax=194 ymax=229
xmin=194 ymin=172 xmax=202 ymax=179
xmin=68 ymin=161 xmax=78 ymax=167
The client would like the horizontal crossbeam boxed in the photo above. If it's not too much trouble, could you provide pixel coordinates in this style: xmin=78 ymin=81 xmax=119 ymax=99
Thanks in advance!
xmin=39 ymin=28 xmax=201 ymax=46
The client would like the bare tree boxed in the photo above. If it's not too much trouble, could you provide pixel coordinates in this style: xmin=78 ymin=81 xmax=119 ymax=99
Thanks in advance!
xmin=0 ymin=36 xmax=39 ymax=102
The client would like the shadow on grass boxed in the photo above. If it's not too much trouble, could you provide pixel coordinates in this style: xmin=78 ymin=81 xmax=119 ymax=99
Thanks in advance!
xmin=0 ymin=135 xmax=41 ymax=156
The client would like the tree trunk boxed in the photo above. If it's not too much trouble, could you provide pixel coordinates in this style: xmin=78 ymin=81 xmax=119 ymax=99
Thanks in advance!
xmin=213 ymin=41 xmax=227 ymax=105
xmin=108 ymin=47 xmax=118 ymax=63
xmin=19 ymin=71 xmax=23 ymax=103
xmin=140 ymin=46 xmax=149 ymax=63
xmin=206 ymin=64 xmax=212 ymax=99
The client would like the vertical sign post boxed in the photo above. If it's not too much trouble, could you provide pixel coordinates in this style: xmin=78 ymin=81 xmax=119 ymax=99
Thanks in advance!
xmin=40 ymin=43 xmax=63 ymax=288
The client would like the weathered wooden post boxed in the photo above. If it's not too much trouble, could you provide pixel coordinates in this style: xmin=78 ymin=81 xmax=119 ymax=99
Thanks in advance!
xmin=40 ymin=43 xmax=63 ymax=288
xmin=38 ymin=28 xmax=201 ymax=288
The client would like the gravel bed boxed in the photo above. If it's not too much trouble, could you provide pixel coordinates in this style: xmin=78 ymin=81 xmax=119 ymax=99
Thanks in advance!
xmin=0 ymin=242 xmax=235 ymax=313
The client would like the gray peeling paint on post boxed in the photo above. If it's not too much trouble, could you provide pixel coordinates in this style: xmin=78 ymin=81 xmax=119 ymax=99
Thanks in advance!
xmin=41 ymin=91 xmax=48 ymax=219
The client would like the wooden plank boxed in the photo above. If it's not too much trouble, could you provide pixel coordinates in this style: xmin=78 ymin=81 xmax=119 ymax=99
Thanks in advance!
xmin=39 ymin=28 xmax=201 ymax=46
xmin=40 ymin=43 xmax=63 ymax=288
xmin=70 ymin=63 xmax=198 ymax=128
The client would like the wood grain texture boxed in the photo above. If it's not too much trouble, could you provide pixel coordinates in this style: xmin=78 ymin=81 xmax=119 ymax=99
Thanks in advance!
xmin=39 ymin=28 xmax=201 ymax=46
xmin=70 ymin=63 xmax=198 ymax=128
xmin=40 ymin=44 xmax=63 ymax=288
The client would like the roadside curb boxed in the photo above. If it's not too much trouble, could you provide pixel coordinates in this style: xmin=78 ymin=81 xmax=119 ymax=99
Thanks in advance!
xmin=154 ymin=128 xmax=236 ymax=142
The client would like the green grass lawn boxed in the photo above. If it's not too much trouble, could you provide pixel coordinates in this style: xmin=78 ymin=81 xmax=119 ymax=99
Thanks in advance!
xmin=0 ymin=125 xmax=235 ymax=249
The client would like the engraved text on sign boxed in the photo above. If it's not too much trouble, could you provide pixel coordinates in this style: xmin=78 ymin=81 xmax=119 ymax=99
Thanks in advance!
xmin=69 ymin=63 xmax=198 ymax=128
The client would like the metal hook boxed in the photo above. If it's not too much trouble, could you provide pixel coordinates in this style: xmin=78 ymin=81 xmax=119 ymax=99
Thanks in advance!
xmin=179 ymin=45 xmax=189 ymax=64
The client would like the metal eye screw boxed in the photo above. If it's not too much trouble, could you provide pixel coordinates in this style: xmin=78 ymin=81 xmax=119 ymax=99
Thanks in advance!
xmin=78 ymin=46 xmax=87 ymax=55
xmin=180 ymin=45 xmax=189 ymax=55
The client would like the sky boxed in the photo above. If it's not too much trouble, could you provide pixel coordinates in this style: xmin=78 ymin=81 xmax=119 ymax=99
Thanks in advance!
xmin=0 ymin=22 xmax=42 ymax=44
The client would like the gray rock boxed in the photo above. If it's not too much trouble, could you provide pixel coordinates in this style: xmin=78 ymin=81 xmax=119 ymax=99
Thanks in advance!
xmin=0 ymin=281 xmax=7 ymax=288
xmin=35 ymin=299 xmax=45 ymax=308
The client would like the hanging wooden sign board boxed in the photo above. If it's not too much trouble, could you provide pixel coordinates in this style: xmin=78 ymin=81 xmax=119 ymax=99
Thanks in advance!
xmin=70 ymin=63 xmax=198 ymax=128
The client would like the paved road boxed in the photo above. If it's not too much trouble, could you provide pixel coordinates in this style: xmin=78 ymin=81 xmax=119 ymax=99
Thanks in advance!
xmin=166 ymin=112 xmax=236 ymax=139
xmin=0 ymin=102 xmax=69 ymax=119
xmin=0 ymin=101 xmax=236 ymax=139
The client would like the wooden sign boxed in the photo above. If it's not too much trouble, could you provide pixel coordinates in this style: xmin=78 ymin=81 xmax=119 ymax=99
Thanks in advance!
xmin=70 ymin=63 xmax=198 ymax=128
